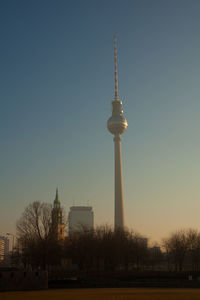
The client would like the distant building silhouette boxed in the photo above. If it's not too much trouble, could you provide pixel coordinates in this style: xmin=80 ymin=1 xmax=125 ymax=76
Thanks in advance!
xmin=68 ymin=206 xmax=94 ymax=234
xmin=52 ymin=188 xmax=65 ymax=240
xmin=0 ymin=236 xmax=9 ymax=261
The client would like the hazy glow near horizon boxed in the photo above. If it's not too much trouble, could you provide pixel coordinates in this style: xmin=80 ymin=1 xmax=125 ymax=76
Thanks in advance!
xmin=1 ymin=0 xmax=200 ymax=243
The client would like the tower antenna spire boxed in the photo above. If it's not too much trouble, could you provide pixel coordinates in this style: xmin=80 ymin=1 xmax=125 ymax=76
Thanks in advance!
xmin=114 ymin=34 xmax=119 ymax=101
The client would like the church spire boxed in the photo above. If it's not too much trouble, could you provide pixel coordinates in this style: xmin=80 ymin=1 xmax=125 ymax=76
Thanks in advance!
xmin=54 ymin=187 xmax=60 ymax=208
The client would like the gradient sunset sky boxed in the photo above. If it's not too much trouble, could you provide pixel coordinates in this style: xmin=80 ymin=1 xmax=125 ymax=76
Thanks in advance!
xmin=1 ymin=0 xmax=200 ymax=242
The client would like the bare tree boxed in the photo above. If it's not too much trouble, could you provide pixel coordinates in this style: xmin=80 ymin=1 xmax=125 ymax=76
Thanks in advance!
xmin=17 ymin=202 xmax=52 ymax=240
xmin=186 ymin=229 xmax=200 ymax=271
xmin=162 ymin=229 xmax=189 ymax=271
xmin=17 ymin=201 xmax=63 ymax=270
xmin=63 ymin=225 xmax=148 ymax=272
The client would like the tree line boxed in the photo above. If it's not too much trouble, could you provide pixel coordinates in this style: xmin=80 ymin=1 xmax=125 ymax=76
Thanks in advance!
xmin=15 ymin=201 xmax=200 ymax=273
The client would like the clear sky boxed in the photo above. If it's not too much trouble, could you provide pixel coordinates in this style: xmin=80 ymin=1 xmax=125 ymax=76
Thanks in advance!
xmin=1 ymin=0 xmax=200 ymax=243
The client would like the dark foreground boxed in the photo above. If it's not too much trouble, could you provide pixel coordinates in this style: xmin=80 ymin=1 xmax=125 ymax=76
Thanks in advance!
xmin=2 ymin=289 xmax=200 ymax=300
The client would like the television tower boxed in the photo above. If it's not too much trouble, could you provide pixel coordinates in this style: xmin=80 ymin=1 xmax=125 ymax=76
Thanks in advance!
xmin=107 ymin=35 xmax=128 ymax=230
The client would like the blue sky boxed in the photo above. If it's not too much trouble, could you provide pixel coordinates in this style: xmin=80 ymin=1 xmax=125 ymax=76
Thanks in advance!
xmin=1 ymin=0 xmax=200 ymax=242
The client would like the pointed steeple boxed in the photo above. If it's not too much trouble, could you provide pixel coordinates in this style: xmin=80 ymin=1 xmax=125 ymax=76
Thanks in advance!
xmin=114 ymin=34 xmax=119 ymax=101
xmin=54 ymin=187 xmax=60 ymax=208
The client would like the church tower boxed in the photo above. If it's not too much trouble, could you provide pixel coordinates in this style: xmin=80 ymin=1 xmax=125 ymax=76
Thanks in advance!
xmin=52 ymin=188 xmax=65 ymax=240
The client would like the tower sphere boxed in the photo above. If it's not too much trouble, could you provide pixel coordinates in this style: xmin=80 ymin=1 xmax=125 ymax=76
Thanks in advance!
xmin=107 ymin=100 xmax=128 ymax=135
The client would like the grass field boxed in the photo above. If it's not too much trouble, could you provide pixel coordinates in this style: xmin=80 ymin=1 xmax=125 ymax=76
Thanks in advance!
xmin=1 ymin=288 xmax=200 ymax=300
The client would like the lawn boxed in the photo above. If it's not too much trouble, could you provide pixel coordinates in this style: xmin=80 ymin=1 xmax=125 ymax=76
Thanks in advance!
xmin=1 ymin=288 xmax=200 ymax=300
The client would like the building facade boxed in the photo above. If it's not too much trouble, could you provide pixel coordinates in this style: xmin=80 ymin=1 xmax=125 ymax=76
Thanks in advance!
xmin=68 ymin=206 xmax=94 ymax=234
xmin=0 ymin=236 xmax=9 ymax=261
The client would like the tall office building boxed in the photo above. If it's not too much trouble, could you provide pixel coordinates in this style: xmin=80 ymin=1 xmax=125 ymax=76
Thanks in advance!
xmin=68 ymin=206 xmax=94 ymax=234
xmin=0 ymin=236 xmax=9 ymax=261
xmin=52 ymin=188 xmax=65 ymax=240
xmin=107 ymin=36 xmax=128 ymax=230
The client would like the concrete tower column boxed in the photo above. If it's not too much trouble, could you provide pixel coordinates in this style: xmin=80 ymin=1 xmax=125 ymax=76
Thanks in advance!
xmin=114 ymin=133 xmax=124 ymax=228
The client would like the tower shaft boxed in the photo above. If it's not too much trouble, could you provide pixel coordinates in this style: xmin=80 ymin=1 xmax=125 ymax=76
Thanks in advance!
xmin=107 ymin=36 xmax=128 ymax=231
xmin=114 ymin=134 xmax=124 ymax=229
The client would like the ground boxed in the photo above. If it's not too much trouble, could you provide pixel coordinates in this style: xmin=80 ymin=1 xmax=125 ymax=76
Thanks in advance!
xmin=2 ymin=288 xmax=200 ymax=300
